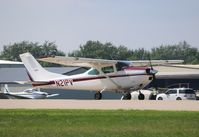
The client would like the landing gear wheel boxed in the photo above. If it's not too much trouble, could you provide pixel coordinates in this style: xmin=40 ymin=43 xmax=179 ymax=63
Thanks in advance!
xmin=158 ymin=97 xmax=163 ymax=100
xmin=94 ymin=92 xmax=102 ymax=100
xmin=138 ymin=93 xmax=145 ymax=100
xmin=176 ymin=97 xmax=182 ymax=100
xmin=122 ymin=92 xmax=131 ymax=100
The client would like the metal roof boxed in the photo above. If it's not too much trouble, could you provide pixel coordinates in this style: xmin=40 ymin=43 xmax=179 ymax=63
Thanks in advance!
xmin=154 ymin=65 xmax=199 ymax=79
xmin=0 ymin=60 xmax=23 ymax=65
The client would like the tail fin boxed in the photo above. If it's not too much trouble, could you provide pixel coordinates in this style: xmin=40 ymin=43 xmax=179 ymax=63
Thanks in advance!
xmin=4 ymin=84 xmax=10 ymax=93
xmin=20 ymin=52 xmax=64 ymax=81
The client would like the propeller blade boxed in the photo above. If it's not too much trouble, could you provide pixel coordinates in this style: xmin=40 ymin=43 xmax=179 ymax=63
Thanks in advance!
xmin=148 ymin=54 xmax=153 ymax=70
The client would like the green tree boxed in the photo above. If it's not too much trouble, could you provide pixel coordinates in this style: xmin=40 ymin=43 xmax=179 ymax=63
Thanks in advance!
xmin=128 ymin=48 xmax=150 ymax=60
xmin=0 ymin=41 xmax=65 ymax=66
xmin=68 ymin=40 xmax=132 ymax=60
xmin=69 ymin=40 xmax=199 ymax=64
xmin=151 ymin=41 xmax=199 ymax=64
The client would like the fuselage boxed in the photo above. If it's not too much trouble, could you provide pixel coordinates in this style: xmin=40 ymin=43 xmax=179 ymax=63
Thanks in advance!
xmin=34 ymin=66 xmax=154 ymax=92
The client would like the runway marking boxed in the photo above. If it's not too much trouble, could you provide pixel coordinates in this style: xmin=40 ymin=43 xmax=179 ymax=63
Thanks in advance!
xmin=0 ymin=100 xmax=199 ymax=111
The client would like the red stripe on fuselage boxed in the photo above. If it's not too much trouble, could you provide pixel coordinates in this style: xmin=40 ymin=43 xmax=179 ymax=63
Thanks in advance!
xmin=32 ymin=73 xmax=152 ymax=87
xmin=124 ymin=66 xmax=148 ymax=71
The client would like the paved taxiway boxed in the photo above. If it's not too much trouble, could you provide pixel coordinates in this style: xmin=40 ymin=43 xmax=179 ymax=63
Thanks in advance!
xmin=0 ymin=100 xmax=199 ymax=111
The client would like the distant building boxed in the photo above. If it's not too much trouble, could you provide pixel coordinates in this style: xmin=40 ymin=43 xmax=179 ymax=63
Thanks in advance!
xmin=0 ymin=60 xmax=23 ymax=68
xmin=150 ymin=65 xmax=199 ymax=89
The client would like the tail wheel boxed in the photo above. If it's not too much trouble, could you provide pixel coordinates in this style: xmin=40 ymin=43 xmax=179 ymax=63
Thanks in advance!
xmin=94 ymin=92 xmax=102 ymax=100
xmin=158 ymin=97 xmax=163 ymax=100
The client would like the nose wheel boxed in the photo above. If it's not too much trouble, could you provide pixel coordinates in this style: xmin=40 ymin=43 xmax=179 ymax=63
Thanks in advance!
xmin=94 ymin=92 xmax=102 ymax=100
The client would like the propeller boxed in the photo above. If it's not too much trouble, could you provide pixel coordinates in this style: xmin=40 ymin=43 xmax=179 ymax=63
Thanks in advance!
xmin=148 ymin=55 xmax=158 ymax=90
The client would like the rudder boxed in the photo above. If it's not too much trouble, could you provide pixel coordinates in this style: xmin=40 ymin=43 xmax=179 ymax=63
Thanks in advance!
xmin=20 ymin=52 xmax=64 ymax=81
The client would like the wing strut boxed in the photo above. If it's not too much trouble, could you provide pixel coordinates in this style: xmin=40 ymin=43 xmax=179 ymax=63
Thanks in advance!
xmin=94 ymin=65 xmax=123 ymax=90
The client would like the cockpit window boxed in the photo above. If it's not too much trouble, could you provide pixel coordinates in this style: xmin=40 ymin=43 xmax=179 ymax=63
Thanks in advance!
xmin=88 ymin=69 xmax=100 ymax=75
xmin=25 ymin=89 xmax=34 ymax=93
xmin=102 ymin=66 xmax=114 ymax=74
xmin=116 ymin=62 xmax=130 ymax=71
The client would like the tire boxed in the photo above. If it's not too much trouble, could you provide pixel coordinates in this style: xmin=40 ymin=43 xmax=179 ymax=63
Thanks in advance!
xmin=157 ymin=97 xmax=163 ymax=100
xmin=176 ymin=97 xmax=182 ymax=100
xmin=122 ymin=93 xmax=131 ymax=100
xmin=138 ymin=93 xmax=145 ymax=100
xmin=149 ymin=94 xmax=156 ymax=100
xmin=94 ymin=92 xmax=102 ymax=100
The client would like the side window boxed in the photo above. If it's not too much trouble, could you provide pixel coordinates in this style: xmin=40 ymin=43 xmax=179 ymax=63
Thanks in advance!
xmin=179 ymin=90 xmax=186 ymax=94
xmin=88 ymin=69 xmax=100 ymax=75
xmin=186 ymin=89 xmax=195 ymax=94
xmin=167 ymin=90 xmax=177 ymax=94
xmin=179 ymin=89 xmax=195 ymax=94
xmin=102 ymin=66 xmax=114 ymax=74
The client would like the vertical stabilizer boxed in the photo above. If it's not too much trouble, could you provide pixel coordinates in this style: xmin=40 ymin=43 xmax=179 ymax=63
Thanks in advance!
xmin=20 ymin=52 xmax=65 ymax=81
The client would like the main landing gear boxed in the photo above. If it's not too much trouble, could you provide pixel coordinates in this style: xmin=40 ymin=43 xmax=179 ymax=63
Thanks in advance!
xmin=138 ymin=91 xmax=145 ymax=100
xmin=121 ymin=92 xmax=131 ymax=100
xmin=121 ymin=91 xmax=145 ymax=100
xmin=94 ymin=92 xmax=102 ymax=100
xmin=94 ymin=89 xmax=106 ymax=100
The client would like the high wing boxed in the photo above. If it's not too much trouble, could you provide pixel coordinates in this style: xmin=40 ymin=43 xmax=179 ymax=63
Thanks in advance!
xmin=38 ymin=56 xmax=183 ymax=67
xmin=132 ymin=60 xmax=184 ymax=66
xmin=38 ymin=56 xmax=117 ymax=68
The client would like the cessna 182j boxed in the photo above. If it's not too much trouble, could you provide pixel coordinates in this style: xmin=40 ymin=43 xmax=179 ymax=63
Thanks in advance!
xmin=19 ymin=52 xmax=182 ymax=100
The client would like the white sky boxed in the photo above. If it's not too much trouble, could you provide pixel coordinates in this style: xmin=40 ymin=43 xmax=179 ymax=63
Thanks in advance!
xmin=0 ymin=0 xmax=199 ymax=54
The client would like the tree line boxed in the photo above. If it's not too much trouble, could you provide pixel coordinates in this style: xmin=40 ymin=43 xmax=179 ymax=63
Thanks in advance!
xmin=0 ymin=40 xmax=198 ymax=66
xmin=0 ymin=41 xmax=65 ymax=66
xmin=69 ymin=40 xmax=199 ymax=64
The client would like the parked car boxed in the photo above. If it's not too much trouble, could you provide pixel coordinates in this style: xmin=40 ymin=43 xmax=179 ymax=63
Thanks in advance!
xmin=156 ymin=88 xmax=196 ymax=100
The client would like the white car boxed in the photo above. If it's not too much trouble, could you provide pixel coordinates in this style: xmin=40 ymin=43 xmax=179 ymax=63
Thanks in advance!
xmin=156 ymin=88 xmax=196 ymax=100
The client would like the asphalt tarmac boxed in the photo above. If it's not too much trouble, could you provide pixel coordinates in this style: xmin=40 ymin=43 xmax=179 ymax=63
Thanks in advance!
xmin=0 ymin=100 xmax=199 ymax=111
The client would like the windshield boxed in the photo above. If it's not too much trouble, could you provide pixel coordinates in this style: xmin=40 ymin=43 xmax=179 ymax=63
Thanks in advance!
xmin=24 ymin=89 xmax=35 ymax=93
xmin=116 ymin=61 xmax=131 ymax=71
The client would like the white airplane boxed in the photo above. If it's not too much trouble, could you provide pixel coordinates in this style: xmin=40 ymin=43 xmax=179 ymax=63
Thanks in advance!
xmin=3 ymin=84 xmax=59 ymax=99
xmin=19 ymin=52 xmax=182 ymax=100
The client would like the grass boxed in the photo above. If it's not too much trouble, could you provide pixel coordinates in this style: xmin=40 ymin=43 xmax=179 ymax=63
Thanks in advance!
xmin=0 ymin=109 xmax=199 ymax=137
